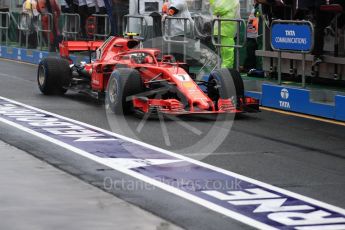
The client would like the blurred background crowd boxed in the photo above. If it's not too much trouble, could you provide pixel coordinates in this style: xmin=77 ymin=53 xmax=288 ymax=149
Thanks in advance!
xmin=1 ymin=0 xmax=345 ymax=71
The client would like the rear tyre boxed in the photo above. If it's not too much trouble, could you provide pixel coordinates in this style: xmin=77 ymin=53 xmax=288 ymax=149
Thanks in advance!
xmin=37 ymin=57 xmax=71 ymax=95
xmin=106 ymin=68 xmax=143 ymax=115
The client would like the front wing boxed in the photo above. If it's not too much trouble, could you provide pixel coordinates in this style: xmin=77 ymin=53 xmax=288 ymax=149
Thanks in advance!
xmin=132 ymin=97 xmax=260 ymax=116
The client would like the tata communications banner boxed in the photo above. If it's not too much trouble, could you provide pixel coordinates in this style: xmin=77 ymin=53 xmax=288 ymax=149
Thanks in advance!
xmin=271 ymin=21 xmax=313 ymax=52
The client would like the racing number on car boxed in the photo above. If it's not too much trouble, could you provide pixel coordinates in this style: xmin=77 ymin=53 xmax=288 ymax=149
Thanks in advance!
xmin=175 ymin=74 xmax=191 ymax=82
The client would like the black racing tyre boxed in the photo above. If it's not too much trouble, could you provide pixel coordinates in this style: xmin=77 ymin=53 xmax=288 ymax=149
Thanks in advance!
xmin=228 ymin=69 xmax=245 ymax=99
xmin=208 ymin=68 xmax=244 ymax=107
xmin=37 ymin=57 xmax=71 ymax=95
xmin=106 ymin=68 xmax=143 ymax=115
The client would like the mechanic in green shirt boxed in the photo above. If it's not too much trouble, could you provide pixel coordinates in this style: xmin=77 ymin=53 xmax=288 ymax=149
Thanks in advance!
xmin=209 ymin=0 xmax=241 ymax=68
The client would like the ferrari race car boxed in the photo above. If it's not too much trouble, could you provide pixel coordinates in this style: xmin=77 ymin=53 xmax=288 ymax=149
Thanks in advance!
xmin=37 ymin=34 xmax=259 ymax=117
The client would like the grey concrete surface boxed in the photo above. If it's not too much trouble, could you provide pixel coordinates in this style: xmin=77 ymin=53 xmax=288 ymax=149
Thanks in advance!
xmin=0 ymin=121 xmax=252 ymax=230
xmin=0 ymin=140 xmax=183 ymax=230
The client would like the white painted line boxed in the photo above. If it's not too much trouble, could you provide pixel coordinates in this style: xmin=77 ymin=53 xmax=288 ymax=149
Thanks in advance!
xmin=0 ymin=114 xmax=277 ymax=230
xmin=1 ymin=96 xmax=345 ymax=230
xmin=296 ymin=225 xmax=345 ymax=230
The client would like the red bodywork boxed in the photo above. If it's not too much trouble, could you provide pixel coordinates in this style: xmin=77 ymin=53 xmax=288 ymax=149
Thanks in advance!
xmin=59 ymin=36 xmax=259 ymax=115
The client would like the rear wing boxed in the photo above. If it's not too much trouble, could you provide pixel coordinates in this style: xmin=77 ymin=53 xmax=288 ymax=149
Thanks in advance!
xmin=59 ymin=40 xmax=104 ymax=61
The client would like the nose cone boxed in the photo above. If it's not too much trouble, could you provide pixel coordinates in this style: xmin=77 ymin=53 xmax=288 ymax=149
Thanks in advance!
xmin=197 ymin=100 xmax=210 ymax=110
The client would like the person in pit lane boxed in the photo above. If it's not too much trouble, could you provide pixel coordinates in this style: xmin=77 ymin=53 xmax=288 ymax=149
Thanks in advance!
xmin=161 ymin=0 xmax=195 ymax=62
xmin=209 ymin=0 xmax=241 ymax=68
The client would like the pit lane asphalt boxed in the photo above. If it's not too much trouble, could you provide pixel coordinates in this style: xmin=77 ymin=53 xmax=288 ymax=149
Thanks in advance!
xmin=0 ymin=58 xmax=344 ymax=230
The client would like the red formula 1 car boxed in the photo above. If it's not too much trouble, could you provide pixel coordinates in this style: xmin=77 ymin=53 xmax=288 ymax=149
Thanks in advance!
xmin=37 ymin=34 xmax=259 ymax=117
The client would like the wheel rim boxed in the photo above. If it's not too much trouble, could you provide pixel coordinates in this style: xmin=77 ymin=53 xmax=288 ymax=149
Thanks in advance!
xmin=108 ymin=78 xmax=118 ymax=104
xmin=38 ymin=65 xmax=46 ymax=87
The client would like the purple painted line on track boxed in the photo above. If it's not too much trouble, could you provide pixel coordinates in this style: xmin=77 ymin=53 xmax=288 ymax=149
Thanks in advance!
xmin=0 ymin=97 xmax=345 ymax=230
xmin=137 ymin=162 xmax=345 ymax=230
xmin=0 ymin=100 xmax=174 ymax=160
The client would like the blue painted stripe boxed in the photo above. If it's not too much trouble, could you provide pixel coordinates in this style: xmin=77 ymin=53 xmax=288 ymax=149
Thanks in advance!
xmin=0 ymin=96 xmax=344 ymax=230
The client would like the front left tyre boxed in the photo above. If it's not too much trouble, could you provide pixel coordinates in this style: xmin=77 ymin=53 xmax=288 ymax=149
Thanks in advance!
xmin=106 ymin=68 xmax=144 ymax=115
xmin=37 ymin=57 xmax=71 ymax=95
xmin=207 ymin=68 xmax=244 ymax=109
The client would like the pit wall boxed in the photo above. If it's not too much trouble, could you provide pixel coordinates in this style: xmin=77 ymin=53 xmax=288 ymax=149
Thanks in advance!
xmin=245 ymin=81 xmax=345 ymax=122
xmin=0 ymin=46 xmax=89 ymax=64
xmin=1 ymin=45 xmax=344 ymax=122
